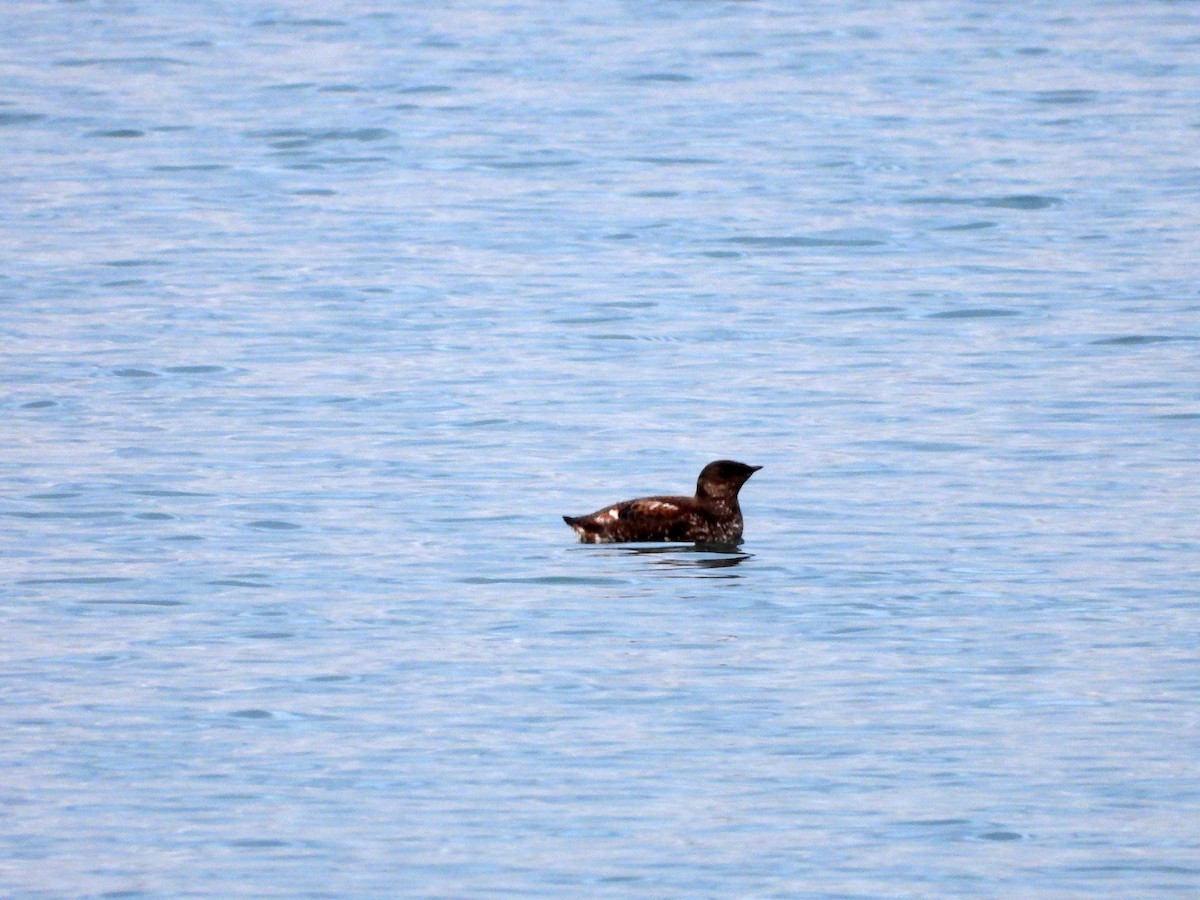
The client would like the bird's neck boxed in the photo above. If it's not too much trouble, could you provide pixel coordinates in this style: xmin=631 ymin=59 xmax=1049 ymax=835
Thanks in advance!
xmin=697 ymin=491 xmax=739 ymax=514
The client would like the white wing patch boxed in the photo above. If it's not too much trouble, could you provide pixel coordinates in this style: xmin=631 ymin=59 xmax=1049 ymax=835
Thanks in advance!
xmin=606 ymin=507 xmax=620 ymax=520
xmin=643 ymin=500 xmax=678 ymax=512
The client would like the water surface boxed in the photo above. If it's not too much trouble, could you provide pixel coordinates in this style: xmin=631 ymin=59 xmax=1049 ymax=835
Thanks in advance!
xmin=3 ymin=1 xmax=1199 ymax=896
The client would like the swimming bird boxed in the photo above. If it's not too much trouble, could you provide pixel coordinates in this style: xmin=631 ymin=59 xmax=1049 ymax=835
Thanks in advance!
xmin=563 ymin=460 xmax=761 ymax=545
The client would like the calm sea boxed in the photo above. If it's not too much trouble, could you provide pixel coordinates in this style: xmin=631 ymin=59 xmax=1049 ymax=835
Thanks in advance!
xmin=3 ymin=1 xmax=1199 ymax=896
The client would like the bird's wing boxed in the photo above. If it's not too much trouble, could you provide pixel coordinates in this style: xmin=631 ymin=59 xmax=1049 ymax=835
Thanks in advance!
xmin=613 ymin=497 xmax=688 ymax=522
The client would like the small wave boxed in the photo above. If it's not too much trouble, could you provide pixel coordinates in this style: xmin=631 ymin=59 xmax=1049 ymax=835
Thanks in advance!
xmin=927 ymin=308 xmax=1020 ymax=319
xmin=1092 ymin=334 xmax=1194 ymax=346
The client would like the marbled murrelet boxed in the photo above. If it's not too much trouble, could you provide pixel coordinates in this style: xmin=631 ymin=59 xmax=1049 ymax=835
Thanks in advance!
xmin=563 ymin=460 xmax=761 ymax=545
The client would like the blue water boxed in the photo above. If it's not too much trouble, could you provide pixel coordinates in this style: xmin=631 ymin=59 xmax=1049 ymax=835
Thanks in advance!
xmin=4 ymin=1 xmax=1200 ymax=895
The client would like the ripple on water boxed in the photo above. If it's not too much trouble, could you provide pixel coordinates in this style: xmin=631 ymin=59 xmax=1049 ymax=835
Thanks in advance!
xmin=111 ymin=367 xmax=158 ymax=379
xmin=459 ymin=575 xmax=630 ymax=586
xmin=56 ymin=56 xmax=187 ymax=71
xmin=1030 ymin=89 xmax=1100 ymax=105
xmin=724 ymin=231 xmax=888 ymax=248
xmin=926 ymin=308 xmax=1021 ymax=319
xmin=1091 ymin=335 xmax=1195 ymax=346
xmin=906 ymin=194 xmax=1063 ymax=209
xmin=162 ymin=365 xmax=227 ymax=374
xmin=245 ymin=520 xmax=302 ymax=530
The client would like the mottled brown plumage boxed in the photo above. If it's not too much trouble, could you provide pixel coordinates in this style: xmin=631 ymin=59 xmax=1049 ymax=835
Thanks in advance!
xmin=563 ymin=460 xmax=761 ymax=545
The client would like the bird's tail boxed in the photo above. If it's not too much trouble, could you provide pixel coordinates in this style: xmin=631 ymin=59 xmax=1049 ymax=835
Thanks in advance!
xmin=562 ymin=515 xmax=591 ymax=541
